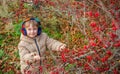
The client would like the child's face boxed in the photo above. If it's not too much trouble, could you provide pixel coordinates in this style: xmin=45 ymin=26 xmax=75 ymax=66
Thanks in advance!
xmin=26 ymin=25 xmax=38 ymax=38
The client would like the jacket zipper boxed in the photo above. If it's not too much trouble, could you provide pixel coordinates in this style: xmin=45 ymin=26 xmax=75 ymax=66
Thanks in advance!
xmin=34 ymin=39 xmax=42 ymax=74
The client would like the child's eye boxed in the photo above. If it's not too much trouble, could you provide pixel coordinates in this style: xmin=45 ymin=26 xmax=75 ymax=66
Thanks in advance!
xmin=33 ymin=28 xmax=37 ymax=30
xmin=28 ymin=28 xmax=31 ymax=30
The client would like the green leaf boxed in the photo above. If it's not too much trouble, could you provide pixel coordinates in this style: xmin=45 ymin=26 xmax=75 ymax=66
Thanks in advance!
xmin=14 ymin=50 xmax=20 ymax=58
xmin=4 ymin=70 xmax=14 ymax=74
xmin=52 ymin=32 xmax=62 ymax=39
xmin=24 ymin=3 xmax=29 ymax=8
xmin=65 ymin=63 xmax=75 ymax=70
xmin=14 ymin=23 xmax=21 ymax=36
xmin=0 ymin=70 xmax=3 ymax=74
xmin=0 ymin=50 xmax=4 ymax=59
xmin=3 ymin=56 xmax=9 ymax=62
xmin=0 ymin=35 xmax=3 ymax=46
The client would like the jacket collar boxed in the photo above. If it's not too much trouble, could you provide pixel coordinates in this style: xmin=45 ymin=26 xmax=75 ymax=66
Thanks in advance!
xmin=20 ymin=34 xmax=40 ymax=43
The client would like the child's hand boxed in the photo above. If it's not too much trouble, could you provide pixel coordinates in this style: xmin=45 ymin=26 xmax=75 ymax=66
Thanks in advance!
xmin=59 ymin=44 xmax=66 ymax=51
xmin=34 ymin=55 xmax=40 ymax=61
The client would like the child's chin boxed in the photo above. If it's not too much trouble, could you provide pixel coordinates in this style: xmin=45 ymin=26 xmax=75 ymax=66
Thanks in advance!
xmin=29 ymin=35 xmax=36 ymax=38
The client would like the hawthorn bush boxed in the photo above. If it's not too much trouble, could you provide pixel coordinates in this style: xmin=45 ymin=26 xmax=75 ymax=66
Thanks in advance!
xmin=0 ymin=0 xmax=120 ymax=74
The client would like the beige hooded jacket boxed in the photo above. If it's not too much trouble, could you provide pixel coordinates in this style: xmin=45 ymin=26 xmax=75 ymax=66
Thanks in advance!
xmin=18 ymin=33 xmax=65 ymax=74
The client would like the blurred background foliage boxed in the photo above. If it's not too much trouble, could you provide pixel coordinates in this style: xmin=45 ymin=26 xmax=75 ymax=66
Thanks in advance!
xmin=0 ymin=0 xmax=120 ymax=74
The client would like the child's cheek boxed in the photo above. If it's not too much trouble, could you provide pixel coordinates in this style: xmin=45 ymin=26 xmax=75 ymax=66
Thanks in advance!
xmin=34 ymin=30 xmax=38 ymax=34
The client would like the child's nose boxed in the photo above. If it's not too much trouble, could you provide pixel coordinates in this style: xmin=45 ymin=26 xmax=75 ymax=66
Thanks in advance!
xmin=31 ymin=30 xmax=34 ymax=33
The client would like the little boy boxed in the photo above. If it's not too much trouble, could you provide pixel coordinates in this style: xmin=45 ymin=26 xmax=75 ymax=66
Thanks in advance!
xmin=18 ymin=17 xmax=66 ymax=74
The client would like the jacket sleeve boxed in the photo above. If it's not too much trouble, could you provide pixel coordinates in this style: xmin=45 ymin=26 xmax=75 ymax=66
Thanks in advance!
xmin=45 ymin=33 xmax=66 ymax=51
xmin=18 ymin=45 xmax=37 ymax=64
